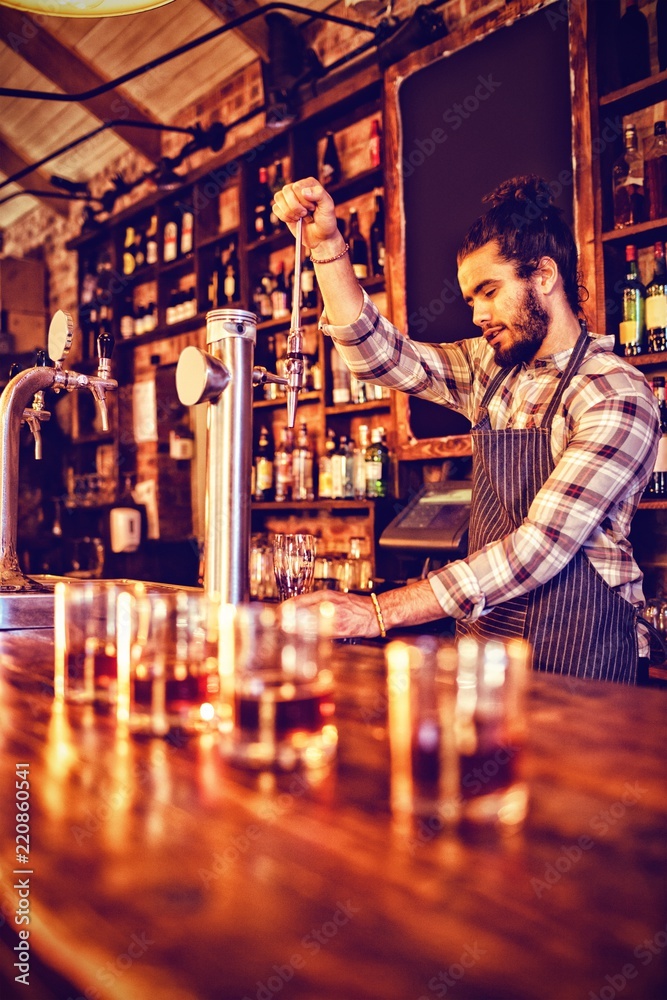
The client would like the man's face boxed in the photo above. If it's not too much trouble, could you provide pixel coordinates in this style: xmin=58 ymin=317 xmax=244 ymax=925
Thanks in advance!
xmin=457 ymin=241 xmax=550 ymax=367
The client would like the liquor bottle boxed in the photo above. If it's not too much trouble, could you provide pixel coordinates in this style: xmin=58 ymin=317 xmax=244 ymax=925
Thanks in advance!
xmin=163 ymin=209 xmax=179 ymax=263
xmin=330 ymin=345 xmax=351 ymax=405
xmin=320 ymin=131 xmax=341 ymax=187
xmin=616 ymin=1 xmax=650 ymax=87
xmin=619 ymin=244 xmax=646 ymax=356
xmin=254 ymin=167 xmax=272 ymax=239
xmin=145 ymin=214 xmax=158 ymax=265
xmin=180 ymin=208 xmax=194 ymax=257
xmin=649 ymin=376 xmax=667 ymax=496
xmin=659 ymin=0 xmax=667 ymax=73
xmin=274 ymin=427 xmax=294 ymax=502
xmin=166 ymin=289 xmax=177 ymax=326
xmin=269 ymin=160 xmax=286 ymax=231
xmin=646 ymin=242 xmax=667 ymax=353
xmin=120 ymin=300 xmax=135 ymax=340
xmin=370 ymin=190 xmax=385 ymax=277
xmin=292 ymin=421 xmax=315 ymax=502
xmin=369 ymin=118 xmax=382 ymax=169
xmin=348 ymin=208 xmax=369 ymax=280
xmin=223 ymin=242 xmax=240 ymax=305
xmin=253 ymin=282 xmax=274 ymax=321
xmin=271 ymin=263 xmax=289 ymax=319
xmin=133 ymin=227 xmax=146 ymax=270
xmin=300 ymin=250 xmax=317 ymax=309
xmin=612 ymin=124 xmax=646 ymax=228
xmin=331 ymin=434 xmax=348 ymax=500
xmin=644 ymin=121 xmax=667 ymax=221
xmin=207 ymin=251 xmax=222 ymax=310
xmin=122 ymin=226 xmax=136 ymax=276
xmin=318 ymin=429 xmax=336 ymax=499
xmin=144 ymin=301 xmax=157 ymax=333
xmin=134 ymin=305 xmax=145 ymax=337
xmin=353 ymin=425 xmax=369 ymax=500
xmin=365 ymin=426 xmax=390 ymax=499
xmin=253 ymin=426 xmax=274 ymax=501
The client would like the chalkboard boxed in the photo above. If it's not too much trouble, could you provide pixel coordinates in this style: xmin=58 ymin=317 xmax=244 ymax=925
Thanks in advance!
xmin=400 ymin=8 xmax=572 ymax=439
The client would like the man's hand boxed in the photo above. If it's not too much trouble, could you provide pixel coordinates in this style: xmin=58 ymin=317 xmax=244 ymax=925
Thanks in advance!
xmin=272 ymin=177 xmax=345 ymax=258
xmin=282 ymin=589 xmax=382 ymax=638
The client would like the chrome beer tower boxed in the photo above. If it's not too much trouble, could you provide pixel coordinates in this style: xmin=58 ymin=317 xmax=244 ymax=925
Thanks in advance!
xmin=0 ymin=311 xmax=117 ymax=596
xmin=176 ymin=220 xmax=306 ymax=603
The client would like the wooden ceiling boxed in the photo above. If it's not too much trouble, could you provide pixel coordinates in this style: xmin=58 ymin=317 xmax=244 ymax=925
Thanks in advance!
xmin=0 ymin=0 xmax=355 ymax=231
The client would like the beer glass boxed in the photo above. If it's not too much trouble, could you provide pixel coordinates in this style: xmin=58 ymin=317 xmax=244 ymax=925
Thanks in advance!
xmin=272 ymin=532 xmax=316 ymax=600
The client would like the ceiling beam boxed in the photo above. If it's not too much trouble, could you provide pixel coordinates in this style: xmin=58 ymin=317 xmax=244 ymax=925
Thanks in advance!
xmin=0 ymin=138 xmax=69 ymax=217
xmin=199 ymin=0 xmax=270 ymax=61
xmin=0 ymin=9 xmax=162 ymax=163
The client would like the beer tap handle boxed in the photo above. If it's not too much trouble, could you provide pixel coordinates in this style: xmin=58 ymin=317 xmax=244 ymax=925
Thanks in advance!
xmin=285 ymin=217 xmax=305 ymax=429
xmin=97 ymin=329 xmax=114 ymax=379
xmin=8 ymin=363 xmax=21 ymax=380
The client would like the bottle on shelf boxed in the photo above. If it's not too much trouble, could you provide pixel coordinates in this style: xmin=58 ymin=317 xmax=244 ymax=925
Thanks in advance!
xmin=353 ymin=425 xmax=370 ymax=500
xmin=274 ymin=427 xmax=294 ymax=502
xmin=253 ymin=426 xmax=274 ymax=502
xmin=370 ymin=190 xmax=386 ymax=277
xmin=254 ymin=167 xmax=273 ymax=240
xmin=658 ymin=0 xmax=667 ymax=73
xmin=318 ymin=429 xmax=337 ymax=499
xmin=616 ymin=0 xmax=650 ymax=87
xmin=365 ymin=426 xmax=390 ymax=499
xmin=133 ymin=304 xmax=145 ymax=337
xmin=143 ymin=301 xmax=157 ymax=333
xmin=644 ymin=121 xmax=667 ymax=222
xmin=648 ymin=376 xmax=667 ymax=496
xmin=369 ymin=118 xmax=382 ymax=169
xmin=612 ymin=123 xmax=646 ymax=229
xmin=619 ymin=243 xmax=646 ymax=356
xmin=122 ymin=226 xmax=136 ymax=276
xmin=180 ymin=208 xmax=194 ymax=257
xmin=300 ymin=250 xmax=318 ymax=309
xmin=223 ymin=242 xmax=240 ymax=305
xmin=292 ymin=421 xmax=315 ymax=502
xmin=271 ymin=263 xmax=290 ymax=319
xmin=331 ymin=434 xmax=353 ymax=499
xmin=145 ymin=214 xmax=158 ymax=265
xmin=320 ymin=131 xmax=341 ymax=187
xmin=646 ymin=242 xmax=667 ymax=353
xmin=253 ymin=279 xmax=274 ymax=321
xmin=163 ymin=208 xmax=180 ymax=263
xmin=348 ymin=208 xmax=369 ymax=280
xmin=269 ymin=160 xmax=286 ymax=231
xmin=120 ymin=299 xmax=135 ymax=340
xmin=330 ymin=345 xmax=351 ymax=405
xmin=349 ymin=372 xmax=366 ymax=404
xmin=166 ymin=289 xmax=177 ymax=326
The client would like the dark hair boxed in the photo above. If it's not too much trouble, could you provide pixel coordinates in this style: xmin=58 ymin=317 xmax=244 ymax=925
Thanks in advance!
xmin=457 ymin=175 xmax=587 ymax=315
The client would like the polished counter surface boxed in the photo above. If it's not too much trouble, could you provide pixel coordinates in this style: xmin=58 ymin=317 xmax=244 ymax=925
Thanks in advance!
xmin=0 ymin=630 xmax=665 ymax=1000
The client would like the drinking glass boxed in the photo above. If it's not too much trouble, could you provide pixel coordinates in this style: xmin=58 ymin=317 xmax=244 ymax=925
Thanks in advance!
xmin=219 ymin=602 xmax=337 ymax=771
xmin=272 ymin=532 xmax=316 ymax=600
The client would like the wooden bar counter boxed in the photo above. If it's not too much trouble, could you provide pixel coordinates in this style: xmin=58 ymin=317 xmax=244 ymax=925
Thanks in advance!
xmin=0 ymin=628 xmax=665 ymax=1000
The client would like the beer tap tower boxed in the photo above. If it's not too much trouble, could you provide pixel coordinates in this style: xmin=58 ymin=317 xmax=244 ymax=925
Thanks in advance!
xmin=176 ymin=220 xmax=306 ymax=603
xmin=0 ymin=311 xmax=117 ymax=627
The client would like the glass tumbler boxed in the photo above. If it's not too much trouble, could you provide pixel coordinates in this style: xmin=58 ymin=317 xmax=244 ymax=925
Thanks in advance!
xmin=272 ymin=532 xmax=316 ymax=600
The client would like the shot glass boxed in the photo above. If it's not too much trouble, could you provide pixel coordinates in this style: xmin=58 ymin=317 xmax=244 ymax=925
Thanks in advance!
xmin=454 ymin=637 xmax=529 ymax=828
xmin=54 ymin=579 xmax=137 ymax=705
xmin=116 ymin=588 xmax=224 ymax=737
xmin=272 ymin=533 xmax=316 ymax=600
xmin=386 ymin=636 xmax=459 ymax=821
xmin=219 ymin=601 xmax=337 ymax=771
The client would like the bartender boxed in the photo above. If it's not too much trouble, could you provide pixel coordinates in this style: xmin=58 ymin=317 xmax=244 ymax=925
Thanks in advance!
xmin=272 ymin=175 xmax=660 ymax=683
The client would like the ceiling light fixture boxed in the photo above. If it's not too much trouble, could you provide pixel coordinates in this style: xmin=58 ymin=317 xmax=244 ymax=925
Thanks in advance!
xmin=0 ymin=0 xmax=177 ymax=16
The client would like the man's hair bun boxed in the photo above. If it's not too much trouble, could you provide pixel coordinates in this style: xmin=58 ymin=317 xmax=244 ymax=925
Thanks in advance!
xmin=484 ymin=175 xmax=557 ymax=214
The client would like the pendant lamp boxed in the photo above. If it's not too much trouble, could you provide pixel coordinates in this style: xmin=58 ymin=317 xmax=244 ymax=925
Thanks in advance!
xmin=0 ymin=0 xmax=175 ymax=16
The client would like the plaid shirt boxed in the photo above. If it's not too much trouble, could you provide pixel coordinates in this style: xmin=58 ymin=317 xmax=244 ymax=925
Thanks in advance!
xmin=321 ymin=293 xmax=660 ymax=655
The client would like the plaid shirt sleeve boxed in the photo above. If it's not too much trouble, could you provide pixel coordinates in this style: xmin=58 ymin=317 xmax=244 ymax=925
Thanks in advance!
xmin=429 ymin=388 xmax=660 ymax=620
xmin=320 ymin=291 xmax=480 ymax=419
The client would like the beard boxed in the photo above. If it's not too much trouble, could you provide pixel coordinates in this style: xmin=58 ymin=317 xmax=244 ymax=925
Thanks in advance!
xmin=494 ymin=284 xmax=550 ymax=368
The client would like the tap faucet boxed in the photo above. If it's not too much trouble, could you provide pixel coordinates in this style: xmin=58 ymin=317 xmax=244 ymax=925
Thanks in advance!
xmin=8 ymin=355 xmax=52 ymax=462
xmin=0 ymin=311 xmax=117 ymax=593
xmin=175 ymin=222 xmax=306 ymax=604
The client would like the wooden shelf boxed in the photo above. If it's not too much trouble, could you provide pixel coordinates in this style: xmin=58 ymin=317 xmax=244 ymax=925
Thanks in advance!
xmin=638 ymin=499 xmax=667 ymax=510
xmin=601 ymin=218 xmax=667 ymax=243
xmin=252 ymin=499 xmax=374 ymax=512
xmin=599 ymin=69 xmax=667 ymax=115
xmin=625 ymin=351 xmax=667 ymax=369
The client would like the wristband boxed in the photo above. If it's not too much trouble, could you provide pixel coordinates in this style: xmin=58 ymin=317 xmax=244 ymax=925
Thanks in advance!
xmin=370 ymin=592 xmax=387 ymax=639
xmin=310 ymin=243 xmax=349 ymax=264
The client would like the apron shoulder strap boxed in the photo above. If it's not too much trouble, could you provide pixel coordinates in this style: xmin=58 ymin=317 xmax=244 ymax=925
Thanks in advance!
xmin=542 ymin=323 xmax=591 ymax=426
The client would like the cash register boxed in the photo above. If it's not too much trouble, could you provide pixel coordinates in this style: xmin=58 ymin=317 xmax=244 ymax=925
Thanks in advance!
xmin=379 ymin=480 xmax=472 ymax=559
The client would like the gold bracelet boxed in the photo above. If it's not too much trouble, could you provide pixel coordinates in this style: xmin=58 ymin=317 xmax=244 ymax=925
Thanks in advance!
xmin=310 ymin=243 xmax=349 ymax=265
xmin=370 ymin=592 xmax=387 ymax=639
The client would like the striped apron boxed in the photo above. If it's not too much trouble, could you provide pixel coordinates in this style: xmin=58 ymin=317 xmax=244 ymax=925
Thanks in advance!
xmin=457 ymin=327 xmax=639 ymax=683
